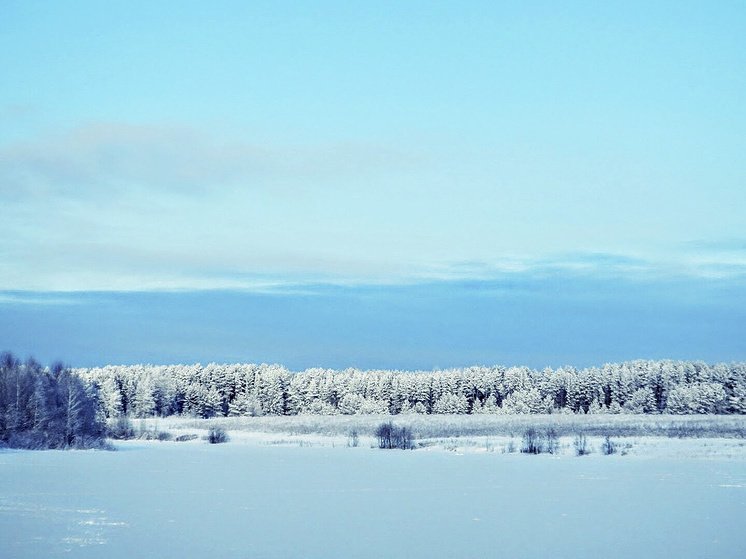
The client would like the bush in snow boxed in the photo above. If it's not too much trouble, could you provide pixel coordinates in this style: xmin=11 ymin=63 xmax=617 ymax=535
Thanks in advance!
xmin=574 ymin=434 xmax=590 ymax=456
xmin=107 ymin=416 xmax=136 ymax=439
xmin=207 ymin=426 xmax=229 ymax=444
xmin=504 ymin=438 xmax=516 ymax=453
xmin=375 ymin=421 xmax=414 ymax=449
xmin=521 ymin=428 xmax=544 ymax=454
xmin=601 ymin=435 xmax=616 ymax=455
xmin=545 ymin=428 xmax=559 ymax=454
xmin=347 ymin=429 xmax=359 ymax=447
xmin=136 ymin=428 xmax=173 ymax=441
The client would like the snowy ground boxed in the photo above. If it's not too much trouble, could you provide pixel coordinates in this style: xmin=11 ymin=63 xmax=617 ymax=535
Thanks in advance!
xmin=2 ymin=417 xmax=746 ymax=559
xmin=157 ymin=414 xmax=746 ymax=459
xmin=167 ymin=413 xmax=746 ymax=438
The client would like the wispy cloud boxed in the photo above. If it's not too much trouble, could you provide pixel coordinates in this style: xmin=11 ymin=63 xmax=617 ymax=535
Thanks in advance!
xmin=415 ymin=250 xmax=746 ymax=284
xmin=681 ymin=238 xmax=746 ymax=252
xmin=2 ymin=241 xmax=746 ymax=293
xmin=674 ymin=238 xmax=746 ymax=279
xmin=0 ymin=292 xmax=81 ymax=306
xmin=0 ymin=121 xmax=424 ymax=200
xmin=2 ymin=122 xmax=745 ymax=292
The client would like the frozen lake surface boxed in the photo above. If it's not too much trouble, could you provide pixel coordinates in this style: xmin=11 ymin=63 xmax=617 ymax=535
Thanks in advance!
xmin=2 ymin=440 xmax=745 ymax=559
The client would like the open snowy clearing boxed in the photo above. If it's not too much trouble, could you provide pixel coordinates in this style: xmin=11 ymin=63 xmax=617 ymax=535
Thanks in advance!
xmin=163 ymin=413 xmax=746 ymax=438
xmin=151 ymin=414 xmax=746 ymax=459
xmin=2 ymin=427 xmax=746 ymax=559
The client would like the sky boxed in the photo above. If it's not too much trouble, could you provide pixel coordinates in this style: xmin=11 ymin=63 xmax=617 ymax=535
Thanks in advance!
xmin=1 ymin=1 xmax=745 ymax=369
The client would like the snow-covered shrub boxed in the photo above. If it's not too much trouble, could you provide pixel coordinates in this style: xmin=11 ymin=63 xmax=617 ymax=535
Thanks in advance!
xmin=545 ymin=428 xmax=559 ymax=454
xmin=207 ymin=426 xmax=229 ymax=444
xmin=601 ymin=435 xmax=616 ymax=455
xmin=347 ymin=430 xmax=359 ymax=447
xmin=374 ymin=422 xmax=414 ymax=449
xmin=107 ymin=416 xmax=136 ymax=439
xmin=574 ymin=434 xmax=590 ymax=456
xmin=136 ymin=428 xmax=173 ymax=441
xmin=521 ymin=428 xmax=544 ymax=454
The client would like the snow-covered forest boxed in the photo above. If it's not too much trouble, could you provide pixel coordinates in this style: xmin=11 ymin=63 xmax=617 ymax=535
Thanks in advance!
xmin=76 ymin=360 xmax=746 ymax=419
xmin=0 ymin=353 xmax=106 ymax=449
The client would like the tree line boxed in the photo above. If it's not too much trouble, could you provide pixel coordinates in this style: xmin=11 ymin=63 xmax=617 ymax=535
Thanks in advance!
xmin=75 ymin=359 xmax=746 ymax=420
xmin=0 ymin=352 xmax=106 ymax=449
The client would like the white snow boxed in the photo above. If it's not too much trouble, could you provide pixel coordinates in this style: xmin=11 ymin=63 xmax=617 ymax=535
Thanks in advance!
xmin=2 ymin=431 xmax=746 ymax=559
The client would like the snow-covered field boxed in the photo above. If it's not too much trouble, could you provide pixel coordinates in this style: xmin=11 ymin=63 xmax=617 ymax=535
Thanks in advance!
xmin=164 ymin=412 xmax=746 ymax=439
xmin=2 ymin=418 xmax=746 ymax=559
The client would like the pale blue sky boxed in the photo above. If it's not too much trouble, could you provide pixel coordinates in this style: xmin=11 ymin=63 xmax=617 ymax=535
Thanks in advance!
xmin=1 ymin=2 xmax=744 ymax=366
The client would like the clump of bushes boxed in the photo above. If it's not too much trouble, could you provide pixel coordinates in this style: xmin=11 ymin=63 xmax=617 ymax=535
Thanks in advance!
xmin=347 ymin=429 xmax=359 ymax=447
xmin=521 ymin=427 xmax=543 ymax=454
xmin=137 ymin=429 xmax=173 ymax=441
xmin=574 ymin=434 xmax=591 ymax=456
xmin=107 ymin=416 xmax=136 ymax=440
xmin=517 ymin=429 xmax=623 ymax=456
xmin=545 ymin=428 xmax=559 ymax=454
xmin=106 ymin=417 xmax=174 ymax=441
xmin=601 ymin=435 xmax=617 ymax=455
xmin=206 ymin=426 xmax=229 ymax=444
xmin=375 ymin=421 xmax=414 ymax=449
xmin=504 ymin=438 xmax=517 ymax=453
xmin=520 ymin=428 xmax=560 ymax=455
xmin=175 ymin=433 xmax=198 ymax=442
